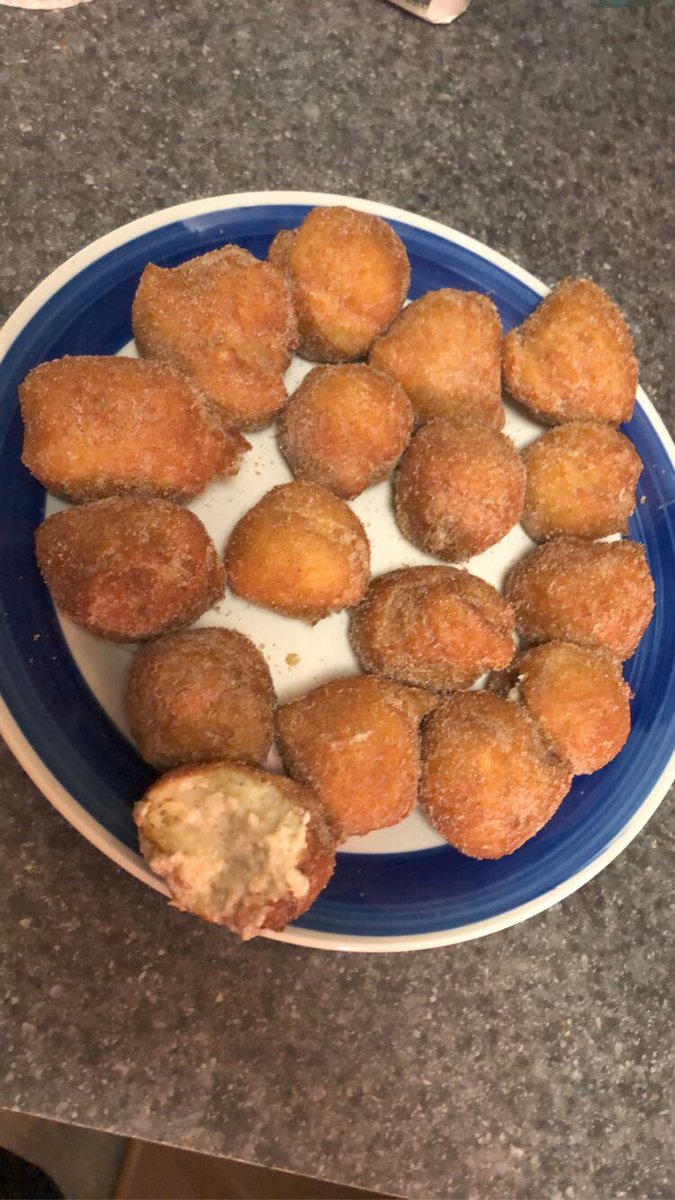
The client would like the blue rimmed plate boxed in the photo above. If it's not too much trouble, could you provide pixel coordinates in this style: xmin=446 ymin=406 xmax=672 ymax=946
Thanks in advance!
xmin=1 ymin=191 xmax=673 ymax=952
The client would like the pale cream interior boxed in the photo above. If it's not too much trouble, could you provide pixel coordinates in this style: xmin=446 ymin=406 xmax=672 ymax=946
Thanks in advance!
xmin=136 ymin=767 xmax=310 ymax=934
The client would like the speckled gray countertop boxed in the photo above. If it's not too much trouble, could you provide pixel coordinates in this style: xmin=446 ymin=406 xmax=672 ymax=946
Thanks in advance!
xmin=1 ymin=2 xmax=673 ymax=1197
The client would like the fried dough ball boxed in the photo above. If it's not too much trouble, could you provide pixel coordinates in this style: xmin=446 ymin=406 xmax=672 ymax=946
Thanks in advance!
xmin=369 ymin=289 xmax=504 ymax=428
xmin=489 ymin=642 xmax=631 ymax=775
xmin=394 ymin=419 xmax=525 ymax=562
xmin=268 ymin=206 xmax=410 ymax=361
xmin=277 ymin=364 xmax=413 ymax=499
xmin=225 ymin=481 xmax=370 ymax=622
xmin=503 ymin=279 xmax=638 ymax=426
xmin=505 ymin=538 xmax=654 ymax=661
xmin=350 ymin=565 xmax=515 ymax=691
xmin=522 ymin=423 xmax=642 ymax=541
xmin=132 ymin=245 xmax=298 ymax=430
xmin=35 ymin=497 xmax=224 ymax=641
xmin=276 ymin=676 xmax=437 ymax=840
xmin=125 ymin=628 xmax=275 ymax=770
xmin=135 ymin=762 xmax=336 ymax=938
xmin=420 ymin=692 xmax=572 ymax=859
xmin=20 ymin=356 xmax=249 ymax=504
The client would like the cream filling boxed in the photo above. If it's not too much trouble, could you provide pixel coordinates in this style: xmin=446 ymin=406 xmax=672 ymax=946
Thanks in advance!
xmin=137 ymin=767 xmax=310 ymax=935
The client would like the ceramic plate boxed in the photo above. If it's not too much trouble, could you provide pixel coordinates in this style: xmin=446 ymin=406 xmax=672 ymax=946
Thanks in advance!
xmin=1 ymin=191 xmax=673 ymax=952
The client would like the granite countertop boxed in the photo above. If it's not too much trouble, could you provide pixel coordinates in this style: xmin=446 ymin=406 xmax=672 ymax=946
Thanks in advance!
xmin=1 ymin=2 xmax=673 ymax=1197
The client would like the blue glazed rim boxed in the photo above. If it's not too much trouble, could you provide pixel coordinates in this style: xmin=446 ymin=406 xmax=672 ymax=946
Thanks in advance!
xmin=0 ymin=191 xmax=673 ymax=952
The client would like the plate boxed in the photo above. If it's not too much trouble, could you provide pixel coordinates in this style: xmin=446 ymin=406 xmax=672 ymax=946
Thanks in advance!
xmin=1 ymin=190 xmax=673 ymax=952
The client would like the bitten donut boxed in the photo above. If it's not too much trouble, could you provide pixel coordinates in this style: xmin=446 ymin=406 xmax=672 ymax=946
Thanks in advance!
xmin=135 ymin=762 xmax=336 ymax=939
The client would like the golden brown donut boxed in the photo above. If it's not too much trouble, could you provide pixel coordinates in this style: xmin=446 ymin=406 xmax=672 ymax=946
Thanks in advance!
xmin=505 ymin=538 xmax=654 ymax=661
xmin=276 ymin=676 xmax=437 ymax=840
xmin=503 ymin=279 xmax=638 ymax=426
xmin=125 ymin=627 xmax=276 ymax=770
xmin=522 ymin=423 xmax=642 ymax=541
xmin=489 ymin=641 xmax=631 ymax=775
xmin=268 ymin=206 xmax=410 ymax=361
xmin=420 ymin=692 xmax=572 ymax=859
xmin=350 ymin=565 xmax=515 ymax=691
xmin=20 ymin=355 xmax=249 ymax=503
xmin=135 ymin=762 xmax=336 ymax=938
xmin=132 ymin=245 xmax=298 ymax=430
xmin=225 ymin=481 xmax=370 ymax=622
xmin=35 ymin=497 xmax=224 ymax=641
xmin=394 ymin=418 xmax=525 ymax=562
xmin=278 ymin=364 xmax=413 ymax=499
xmin=369 ymin=289 xmax=504 ymax=428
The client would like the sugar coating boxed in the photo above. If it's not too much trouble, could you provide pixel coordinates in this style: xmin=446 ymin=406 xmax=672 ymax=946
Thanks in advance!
xmin=277 ymin=675 xmax=437 ymax=839
xmin=278 ymin=363 xmax=414 ymax=499
xmin=35 ymin=496 xmax=224 ymax=642
xmin=20 ymin=355 xmax=249 ymax=503
xmin=125 ymin=627 xmax=276 ymax=770
xmin=503 ymin=278 xmax=638 ymax=426
xmin=489 ymin=641 xmax=632 ymax=775
xmin=421 ymin=691 xmax=572 ymax=859
xmin=135 ymin=762 xmax=335 ymax=939
xmin=505 ymin=538 xmax=655 ymax=660
xmin=269 ymin=206 xmax=410 ymax=362
xmin=522 ymin=422 xmax=643 ymax=541
xmin=370 ymin=288 xmax=504 ymax=428
xmin=394 ymin=418 xmax=526 ymax=562
xmin=350 ymin=565 xmax=516 ymax=691
xmin=132 ymin=244 xmax=298 ymax=430
xmin=225 ymin=481 xmax=371 ymax=622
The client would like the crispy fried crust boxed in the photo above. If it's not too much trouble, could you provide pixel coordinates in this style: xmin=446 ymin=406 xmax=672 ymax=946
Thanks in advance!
xmin=369 ymin=289 xmax=504 ymax=428
xmin=225 ymin=481 xmax=370 ymax=622
xmin=261 ymin=796 xmax=336 ymax=933
xmin=505 ymin=538 xmax=654 ymax=660
xmin=132 ymin=245 xmax=298 ymax=430
xmin=394 ymin=418 xmax=525 ymax=562
xmin=503 ymin=279 xmax=638 ymax=425
xmin=267 ymin=228 xmax=295 ymax=275
xmin=135 ymin=761 xmax=336 ymax=937
xmin=276 ymin=676 xmax=437 ymax=840
xmin=489 ymin=641 xmax=632 ymax=775
xmin=522 ymin=423 xmax=642 ymax=541
xmin=278 ymin=364 xmax=413 ymax=499
xmin=350 ymin=565 xmax=515 ymax=691
xmin=125 ymin=627 xmax=276 ymax=770
xmin=269 ymin=207 xmax=410 ymax=361
xmin=35 ymin=497 xmax=224 ymax=641
xmin=20 ymin=355 xmax=249 ymax=503
xmin=420 ymin=692 xmax=572 ymax=859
